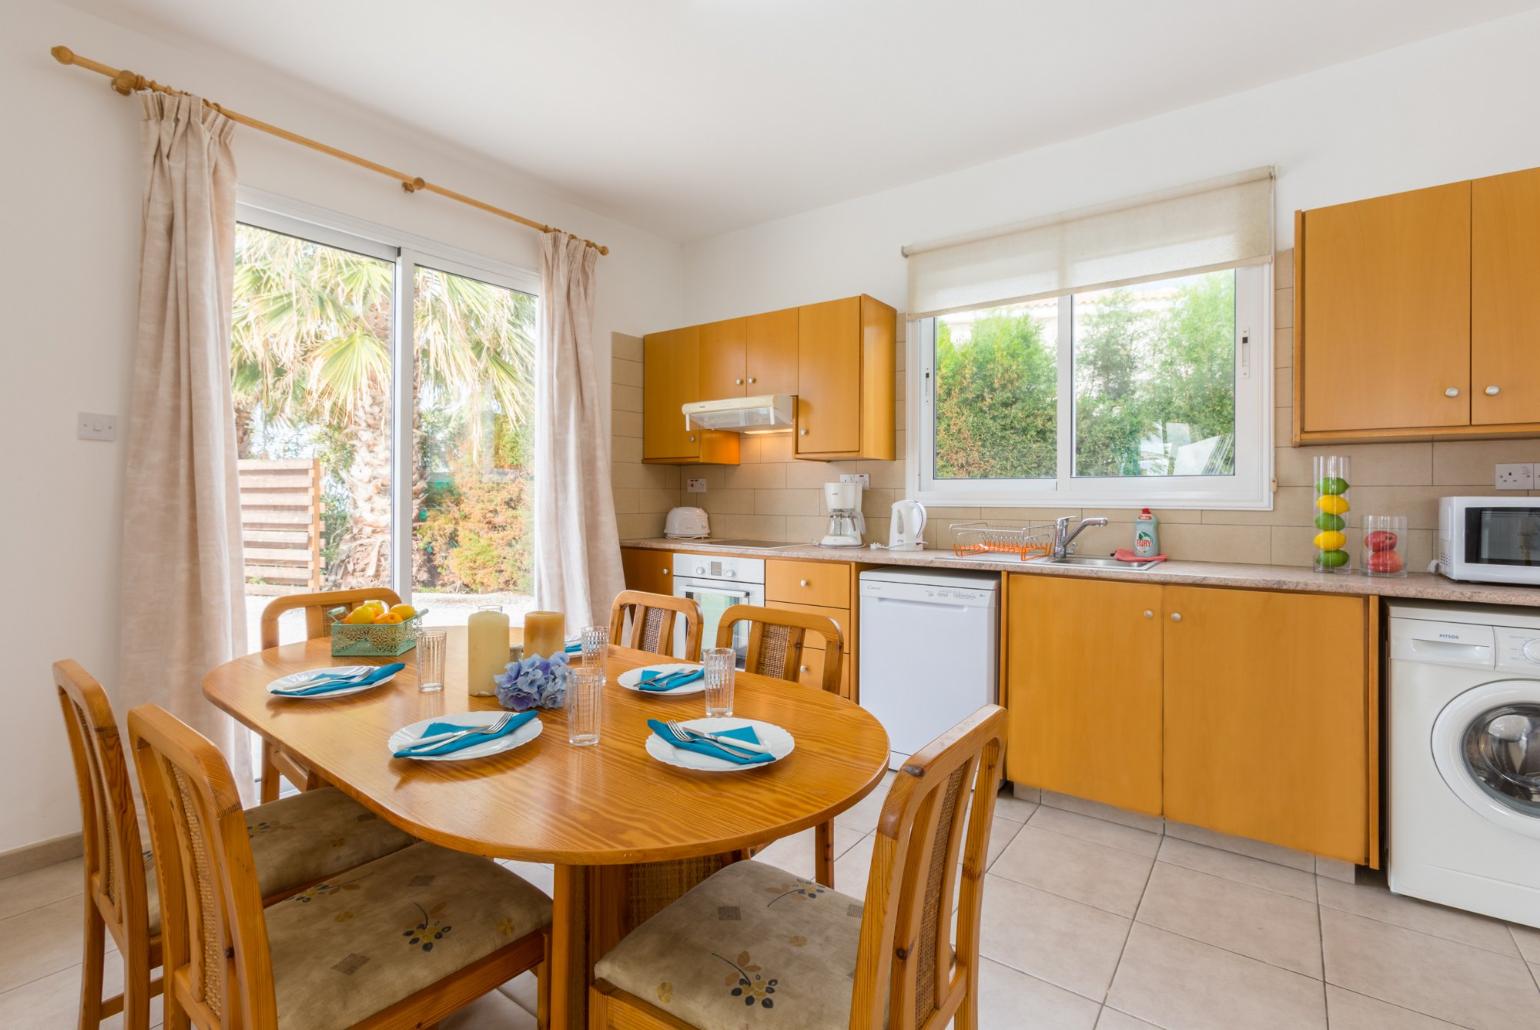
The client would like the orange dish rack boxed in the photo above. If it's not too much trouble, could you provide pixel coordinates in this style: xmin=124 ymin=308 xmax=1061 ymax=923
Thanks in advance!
xmin=950 ymin=521 xmax=1056 ymax=561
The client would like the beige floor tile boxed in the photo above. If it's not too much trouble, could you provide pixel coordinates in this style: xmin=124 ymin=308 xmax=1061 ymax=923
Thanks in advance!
xmin=0 ymin=859 xmax=82 ymax=922
xmin=1039 ymin=791 xmax=1163 ymax=835
xmin=1107 ymin=923 xmax=1326 ymax=1029
xmin=751 ymin=823 xmax=862 ymax=880
xmin=497 ymin=970 xmax=541 ymax=1016
xmin=992 ymin=787 xmax=1038 ymax=824
xmin=1163 ymin=821 xmax=1313 ymax=872
xmin=976 ymin=957 xmax=1099 ymax=1029
xmin=992 ymin=826 xmax=1153 ymax=917
xmin=985 ymin=814 xmax=1024 ymax=870
xmin=1321 ymin=907 xmax=1540 ymax=1029
xmin=1316 ymin=876 xmax=1518 ymax=955
xmin=1156 ymin=836 xmax=1316 ymax=902
xmin=1135 ymin=862 xmax=1322 ymax=978
xmin=979 ymin=875 xmax=1130 ymax=1002
xmin=1094 ymin=1008 xmax=1160 ymax=1029
xmin=832 ymin=831 xmax=874 ymax=899
xmin=0 ymin=954 xmax=161 ymax=1030
xmin=1510 ymin=923 xmax=1540 ymax=964
xmin=1028 ymin=805 xmax=1161 ymax=859
xmin=0 ymin=895 xmax=95 ymax=994
xmin=439 ymin=984 xmax=537 ymax=1029
xmin=1324 ymin=985 xmax=1462 ymax=1029
xmin=1314 ymin=855 xmax=1358 ymax=884
xmin=832 ymin=770 xmax=895 ymax=835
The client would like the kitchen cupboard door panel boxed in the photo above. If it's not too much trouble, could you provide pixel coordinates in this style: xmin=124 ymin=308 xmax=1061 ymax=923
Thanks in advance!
xmin=698 ymin=318 xmax=747 ymax=400
xmin=745 ymin=308 xmax=798 ymax=396
xmin=1300 ymin=181 xmax=1471 ymax=433
xmin=1473 ymin=169 xmax=1540 ymax=426
xmin=796 ymin=298 xmax=862 ymax=455
xmin=643 ymin=327 xmax=699 ymax=460
xmin=1162 ymin=587 xmax=1368 ymax=863
xmin=1004 ymin=575 xmax=1164 ymax=816
xmin=620 ymin=547 xmax=673 ymax=596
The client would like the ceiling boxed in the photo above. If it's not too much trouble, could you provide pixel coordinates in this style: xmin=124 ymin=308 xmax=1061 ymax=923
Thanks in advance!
xmin=65 ymin=0 xmax=1540 ymax=240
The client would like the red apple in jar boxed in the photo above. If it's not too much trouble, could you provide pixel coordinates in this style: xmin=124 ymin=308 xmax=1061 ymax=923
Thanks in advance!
xmin=1367 ymin=549 xmax=1404 ymax=574
xmin=1364 ymin=529 xmax=1398 ymax=553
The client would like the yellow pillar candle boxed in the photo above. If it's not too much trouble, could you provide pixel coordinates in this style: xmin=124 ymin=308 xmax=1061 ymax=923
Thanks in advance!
xmin=523 ymin=610 xmax=566 ymax=660
xmin=466 ymin=607 xmax=511 ymax=697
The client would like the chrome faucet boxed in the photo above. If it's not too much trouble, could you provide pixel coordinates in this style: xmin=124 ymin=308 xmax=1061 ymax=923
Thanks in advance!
xmin=1051 ymin=516 xmax=1109 ymax=560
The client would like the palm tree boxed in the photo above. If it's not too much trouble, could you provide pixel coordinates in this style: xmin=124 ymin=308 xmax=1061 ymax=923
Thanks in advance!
xmin=231 ymin=223 xmax=534 ymax=589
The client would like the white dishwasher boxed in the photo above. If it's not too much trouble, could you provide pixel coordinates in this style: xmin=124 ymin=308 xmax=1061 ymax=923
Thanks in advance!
xmin=859 ymin=567 xmax=998 ymax=768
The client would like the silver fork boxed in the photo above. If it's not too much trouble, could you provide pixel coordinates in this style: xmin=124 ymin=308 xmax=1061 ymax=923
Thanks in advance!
xmin=400 ymin=712 xmax=516 ymax=754
xmin=663 ymin=720 xmax=771 ymax=757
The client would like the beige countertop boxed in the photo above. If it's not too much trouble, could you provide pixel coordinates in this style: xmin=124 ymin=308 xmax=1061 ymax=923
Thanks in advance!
xmin=621 ymin=536 xmax=1540 ymax=609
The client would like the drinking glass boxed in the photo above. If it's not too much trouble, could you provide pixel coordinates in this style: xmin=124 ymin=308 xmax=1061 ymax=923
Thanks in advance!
xmin=703 ymin=647 xmax=736 ymax=718
xmin=415 ymin=627 xmax=447 ymax=693
xmin=567 ymin=665 xmax=603 ymax=746
xmin=580 ymin=624 xmax=608 ymax=665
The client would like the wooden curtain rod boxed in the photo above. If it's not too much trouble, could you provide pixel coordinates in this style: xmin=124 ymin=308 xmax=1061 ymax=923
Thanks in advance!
xmin=50 ymin=44 xmax=609 ymax=255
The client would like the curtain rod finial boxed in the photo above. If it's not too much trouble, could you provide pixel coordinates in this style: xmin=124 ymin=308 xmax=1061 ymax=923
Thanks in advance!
xmin=51 ymin=45 xmax=75 ymax=65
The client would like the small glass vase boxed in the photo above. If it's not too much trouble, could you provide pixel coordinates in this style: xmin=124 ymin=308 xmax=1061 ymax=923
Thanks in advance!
xmin=1362 ymin=515 xmax=1408 ymax=577
xmin=1312 ymin=455 xmax=1352 ymax=573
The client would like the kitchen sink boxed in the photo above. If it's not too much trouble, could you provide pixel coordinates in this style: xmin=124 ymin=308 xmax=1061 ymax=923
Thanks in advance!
xmin=1036 ymin=554 xmax=1162 ymax=571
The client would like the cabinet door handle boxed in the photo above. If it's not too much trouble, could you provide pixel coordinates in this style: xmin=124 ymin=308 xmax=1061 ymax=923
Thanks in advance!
xmin=1143 ymin=609 xmax=1154 ymax=619
xmin=1444 ymin=387 xmax=1461 ymax=398
xmin=800 ymin=665 xmax=810 ymax=674
xmin=1485 ymin=385 xmax=1501 ymax=396
xmin=688 ymin=433 xmax=696 ymax=442
xmin=735 ymin=378 xmax=744 ymax=385
xmin=799 ymin=579 xmax=811 ymax=588
xmin=799 ymin=428 xmax=809 ymax=436
xmin=1170 ymin=612 xmax=1183 ymax=622
xmin=747 ymin=376 xmax=757 ymax=384
xmin=661 ymin=569 xmax=669 ymax=576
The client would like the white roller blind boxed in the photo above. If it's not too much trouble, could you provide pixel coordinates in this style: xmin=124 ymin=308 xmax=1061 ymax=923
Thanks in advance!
xmin=905 ymin=168 xmax=1274 ymax=317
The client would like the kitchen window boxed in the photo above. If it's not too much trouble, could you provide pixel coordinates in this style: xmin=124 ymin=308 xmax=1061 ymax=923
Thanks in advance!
xmin=905 ymin=169 xmax=1275 ymax=508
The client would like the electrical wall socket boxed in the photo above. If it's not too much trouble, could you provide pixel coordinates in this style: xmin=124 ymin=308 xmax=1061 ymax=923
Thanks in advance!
xmin=1495 ymin=463 xmax=1536 ymax=490
xmin=77 ymin=412 xmax=117 ymax=442
xmin=839 ymin=472 xmax=870 ymax=489
xmin=685 ymin=477 xmax=707 ymax=494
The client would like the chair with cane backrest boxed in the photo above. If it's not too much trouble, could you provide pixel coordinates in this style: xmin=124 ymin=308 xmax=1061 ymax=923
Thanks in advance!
xmin=127 ymin=703 xmax=552 ymax=1030
xmin=256 ymin=588 xmax=401 ymax=802
xmin=589 ymin=705 xmax=1009 ymax=1030
xmin=609 ymin=589 xmax=703 ymax=660
xmin=715 ymin=604 xmax=845 ymax=884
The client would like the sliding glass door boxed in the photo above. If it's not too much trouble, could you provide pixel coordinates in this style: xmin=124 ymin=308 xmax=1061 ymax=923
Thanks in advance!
xmin=230 ymin=205 xmax=537 ymax=647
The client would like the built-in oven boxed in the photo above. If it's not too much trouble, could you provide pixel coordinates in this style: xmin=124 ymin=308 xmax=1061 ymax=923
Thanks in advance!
xmin=1439 ymin=497 xmax=1540 ymax=586
xmin=671 ymin=553 xmax=765 ymax=667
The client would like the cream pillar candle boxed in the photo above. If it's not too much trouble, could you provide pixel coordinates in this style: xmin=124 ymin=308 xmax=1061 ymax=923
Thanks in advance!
xmin=523 ymin=610 xmax=565 ymax=659
xmin=466 ymin=607 xmax=511 ymax=697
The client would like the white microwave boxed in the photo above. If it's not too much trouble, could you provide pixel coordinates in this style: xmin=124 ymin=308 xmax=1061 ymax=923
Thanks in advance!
xmin=1437 ymin=496 xmax=1540 ymax=585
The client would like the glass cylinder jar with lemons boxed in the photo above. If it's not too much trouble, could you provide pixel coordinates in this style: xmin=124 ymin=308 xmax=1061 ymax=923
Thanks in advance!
xmin=1312 ymin=455 xmax=1352 ymax=573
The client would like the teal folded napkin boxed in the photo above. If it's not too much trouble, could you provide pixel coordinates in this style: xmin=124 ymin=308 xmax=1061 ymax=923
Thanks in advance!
xmin=394 ymin=711 xmax=537 ymax=758
xmin=274 ymin=662 xmax=404 ymax=696
xmin=563 ymin=641 xmax=583 ymax=654
xmin=648 ymin=719 xmax=773 ymax=764
xmin=639 ymin=668 xmax=704 ymax=692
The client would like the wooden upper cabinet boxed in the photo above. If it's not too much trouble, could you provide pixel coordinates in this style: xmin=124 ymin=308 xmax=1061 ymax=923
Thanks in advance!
xmin=1162 ymin=587 xmax=1370 ymax=864
xmin=1004 ymin=574 xmax=1164 ymax=816
xmin=1298 ymin=181 xmax=1471 ymax=437
xmin=745 ymin=308 xmax=798 ymax=396
xmin=698 ymin=318 xmax=747 ymax=399
xmin=796 ymin=295 xmax=896 ymax=460
xmin=1473 ymin=168 xmax=1540 ymax=426
xmin=642 ymin=327 xmax=739 ymax=465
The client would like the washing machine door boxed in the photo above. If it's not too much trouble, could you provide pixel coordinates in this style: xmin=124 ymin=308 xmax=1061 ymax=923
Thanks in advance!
xmin=1431 ymin=678 xmax=1540 ymax=840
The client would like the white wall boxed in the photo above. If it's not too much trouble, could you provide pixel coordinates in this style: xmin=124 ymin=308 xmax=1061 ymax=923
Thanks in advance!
xmin=679 ymin=8 xmax=1540 ymax=323
xmin=0 ymin=0 xmax=682 ymax=854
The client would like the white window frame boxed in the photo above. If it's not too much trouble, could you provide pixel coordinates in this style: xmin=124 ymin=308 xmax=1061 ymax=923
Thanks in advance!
xmin=907 ymin=264 xmax=1273 ymax=509
xmin=234 ymin=187 xmax=541 ymax=603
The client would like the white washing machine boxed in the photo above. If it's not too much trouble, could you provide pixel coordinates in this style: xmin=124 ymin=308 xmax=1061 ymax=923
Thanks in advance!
xmin=1389 ymin=601 xmax=1540 ymax=929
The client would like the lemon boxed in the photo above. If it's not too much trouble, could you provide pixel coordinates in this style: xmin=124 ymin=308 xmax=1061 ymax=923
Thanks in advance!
xmin=388 ymin=603 xmax=417 ymax=620
xmin=1316 ymin=494 xmax=1350 ymax=516
xmin=1313 ymin=530 xmax=1347 ymax=551
xmin=343 ymin=606 xmax=377 ymax=625
xmin=360 ymin=599 xmax=387 ymax=612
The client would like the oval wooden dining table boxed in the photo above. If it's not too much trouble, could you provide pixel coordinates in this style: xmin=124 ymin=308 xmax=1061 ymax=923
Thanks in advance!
xmin=203 ymin=627 xmax=890 ymax=1029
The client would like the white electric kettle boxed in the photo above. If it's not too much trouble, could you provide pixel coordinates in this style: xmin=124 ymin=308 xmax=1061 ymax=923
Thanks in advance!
xmin=888 ymin=500 xmax=927 ymax=551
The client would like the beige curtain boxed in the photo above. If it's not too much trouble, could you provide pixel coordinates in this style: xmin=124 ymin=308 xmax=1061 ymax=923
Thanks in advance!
xmin=534 ymin=232 xmax=625 ymax=627
xmin=117 ymin=94 xmax=251 ymax=799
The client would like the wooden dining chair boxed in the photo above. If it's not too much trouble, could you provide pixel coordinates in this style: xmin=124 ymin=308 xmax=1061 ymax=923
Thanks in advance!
xmin=55 ymin=660 xmax=417 ymax=1029
xmin=590 ymin=705 xmax=1008 ymax=1030
xmin=257 ymin=587 xmax=402 ymax=802
xmin=127 ymin=702 xmax=553 ymax=1030
xmin=610 ymin=589 xmax=703 ymax=660
xmin=716 ymin=604 xmax=845 ymax=885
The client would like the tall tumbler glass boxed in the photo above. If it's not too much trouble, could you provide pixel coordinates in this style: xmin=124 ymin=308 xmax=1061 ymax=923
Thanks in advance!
xmin=580 ymin=624 xmax=608 ymax=665
xmin=415 ymin=627 xmax=447 ymax=693
xmin=703 ymin=647 xmax=736 ymax=718
xmin=567 ymin=665 xmax=603 ymax=746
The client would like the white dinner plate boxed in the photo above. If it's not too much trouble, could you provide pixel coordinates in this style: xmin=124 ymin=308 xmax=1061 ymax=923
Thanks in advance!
xmin=645 ymin=717 xmax=794 ymax=773
xmin=388 ymin=710 xmax=543 ymax=762
xmin=267 ymin=665 xmax=399 ymax=701
xmin=617 ymin=662 xmax=706 ymax=697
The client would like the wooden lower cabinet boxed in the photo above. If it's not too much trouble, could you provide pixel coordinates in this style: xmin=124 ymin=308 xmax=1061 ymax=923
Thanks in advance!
xmin=1004 ymin=575 xmax=1164 ymax=816
xmin=1162 ymin=586 xmax=1370 ymax=864
xmin=619 ymin=547 xmax=674 ymax=596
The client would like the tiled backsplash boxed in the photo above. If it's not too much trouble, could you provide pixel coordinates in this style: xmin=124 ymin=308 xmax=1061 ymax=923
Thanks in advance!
xmin=612 ymin=254 xmax=1540 ymax=566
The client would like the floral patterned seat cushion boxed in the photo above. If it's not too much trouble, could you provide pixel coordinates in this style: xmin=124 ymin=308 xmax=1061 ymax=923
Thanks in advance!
xmin=265 ymin=841 xmax=552 ymax=1030
xmin=594 ymin=859 xmax=863 ymax=1029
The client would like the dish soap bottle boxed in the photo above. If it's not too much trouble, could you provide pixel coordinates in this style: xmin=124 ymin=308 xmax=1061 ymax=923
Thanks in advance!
xmin=1133 ymin=508 xmax=1159 ymax=558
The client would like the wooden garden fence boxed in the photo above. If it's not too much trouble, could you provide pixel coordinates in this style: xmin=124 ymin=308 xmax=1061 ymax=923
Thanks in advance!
xmin=237 ymin=458 xmax=322 ymax=595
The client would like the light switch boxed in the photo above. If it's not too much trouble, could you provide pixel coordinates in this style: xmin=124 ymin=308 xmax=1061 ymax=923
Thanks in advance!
xmin=77 ymin=412 xmax=118 ymax=442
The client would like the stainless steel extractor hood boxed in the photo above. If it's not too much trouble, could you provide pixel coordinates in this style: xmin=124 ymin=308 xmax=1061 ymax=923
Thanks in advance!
xmin=681 ymin=394 xmax=795 ymax=432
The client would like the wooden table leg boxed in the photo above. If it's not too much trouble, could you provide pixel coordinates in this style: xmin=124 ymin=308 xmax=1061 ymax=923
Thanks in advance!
xmin=550 ymin=863 xmax=590 ymax=1030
